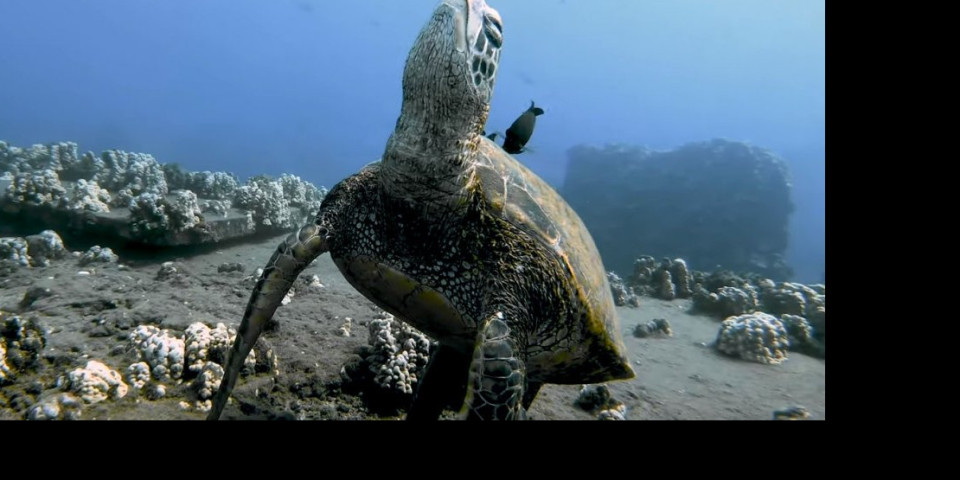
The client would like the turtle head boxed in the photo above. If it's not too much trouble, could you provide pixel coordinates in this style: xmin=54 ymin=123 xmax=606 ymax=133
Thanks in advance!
xmin=397 ymin=0 xmax=503 ymax=144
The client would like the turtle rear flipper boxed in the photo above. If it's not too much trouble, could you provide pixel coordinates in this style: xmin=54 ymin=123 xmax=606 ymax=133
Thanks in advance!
xmin=207 ymin=223 xmax=330 ymax=420
xmin=463 ymin=312 xmax=526 ymax=420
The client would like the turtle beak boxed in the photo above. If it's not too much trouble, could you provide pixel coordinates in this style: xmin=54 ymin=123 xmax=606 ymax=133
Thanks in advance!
xmin=445 ymin=0 xmax=502 ymax=53
xmin=484 ymin=8 xmax=503 ymax=48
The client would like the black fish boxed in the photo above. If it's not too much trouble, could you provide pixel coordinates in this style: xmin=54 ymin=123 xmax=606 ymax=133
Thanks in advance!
xmin=502 ymin=100 xmax=544 ymax=154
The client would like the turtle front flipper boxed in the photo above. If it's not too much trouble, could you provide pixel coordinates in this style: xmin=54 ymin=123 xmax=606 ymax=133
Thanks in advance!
xmin=462 ymin=312 xmax=526 ymax=420
xmin=207 ymin=223 xmax=329 ymax=420
xmin=407 ymin=342 xmax=472 ymax=421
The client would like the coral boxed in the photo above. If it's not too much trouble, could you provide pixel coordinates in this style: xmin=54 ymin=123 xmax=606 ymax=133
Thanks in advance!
xmin=339 ymin=318 xmax=352 ymax=337
xmin=716 ymin=286 xmax=758 ymax=316
xmin=78 ymin=246 xmax=119 ymax=266
xmin=193 ymin=361 xmax=224 ymax=400
xmin=626 ymin=256 xmax=693 ymax=300
xmin=630 ymin=256 xmax=658 ymax=295
xmin=184 ymin=322 xmax=247 ymax=376
xmin=185 ymin=170 xmax=240 ymax=200
xmin=0 ymin=342 xmax=11 ymax=384
xmin=156 ymin=261 xmax=180 ymax=281
xmin=296 ymin=274 xmax=324 ymax=291
xmin=144 ymin=383 xmax=166 ymax=400
xmin=65 ymin=179 xmax=111 ymax=213
xmin=200 ymin=199 xmax=231 ymax=218
xmin=3 ymin=169 xmax=67 ymax=207
xmin=26 ymin=393 xmax=83 ymax=420
xmin=25 ymin=230 xmax=67 ymax=267
xmin=250 ymin=339 xmax=279 ymax=376
xmin=0 ymin=237 xmax=31 ymax=267
xmin=366 ymin=312 xmax=432 ymax=396
xmin=632 ymin=318 xmax=672 ymax=338
xmin=161 ymin=163 xmax=191 ymax=191
xmin=279 ymin=173 xmax=326 ymax=220
xmin=780 ymin=314 xmax=824 ymax=358
xmin=761 ymin=284 xmax=807 ymax=317
xmin=128 ymin=193 xmax=168 ymax=236
xmin=575 ymin=384 xmax=614 ymax=411
xmin=128 ymin=190 xmax=203 ymax=238
xmin=125 ymin=362 xmax=151 ymax=390
xmin=279 ymin=173 xmax=309 ymax=206
xmin=129 ymin=325 xmax=185 ymax=381
xmin=597 ymin=403 xmax=627 ymax=421
xmin=0 ymin=141 xmax=78 ymax=174
xmin=715 ymin=313 xmax=789 ymax=365
xmin=607 ymin=271 xmax=638 ymax=307
xmin=576 ymin=383 xmax=626 ymax=419
xmin=698 ymin=269 xmax=753 ymax=293
xmin=165 ymin=190 xmax=203 ymax=230
xmin=670 ymin=258 xmax=692 ymax=298
xmin=231 ymin=174 xmax=325 ymax=229
xmin=233 ymin=176 xmax=293 ymax=229
xmin=692 ymin=285 xmax=758 ymax=318
xmin=758 ymin=281 xmax=825 ymax=343
xmin=93 ymin=149 xmax=168 ymax=204
xmin=656 ymin=270 xmax=676 ymax=300
xmin=761 ymin=281 xmax=824 ymax=319
xmin=1 ymin=313 xmax=47 ymax=383
xmin=64 ymin=151 xmax=105 ymax=182
xmin=64 ymin=360 xmax=129 ymax=404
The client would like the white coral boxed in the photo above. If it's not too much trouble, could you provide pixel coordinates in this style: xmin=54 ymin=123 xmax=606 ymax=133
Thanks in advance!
xmin=597 ymin=403 xmax=627 ymax=421
xmin=66 ymin=179 xmax=111 ymax=212
xmin=125 ymin=362 xmax=151 ymax=389
xmin=129 ymin=325 xmax=185 ymax=381
xmin=191 ymin=171 xmax=239 ymax=200
xmin=184 ymin=322 xmax=238 ymax=374
xmin=4 ymin=169 xmax=66 ymax=206
xmin=65 ymin=360 xmax=129 ymax=404
xmin=166 ymin=189 xmax=203 ymax=230
xmin=95 ymin=150 xmax=167 ymax=198
xmin=25 ymin=230 xmax=67 ymax=266
xmin=716 ymin=313 xmax=789 ymax=365
xmin=234 ymin=178 xmax=292 ymax=228
xmin=0 ymin=237 xmax=31 ymax=267
xmin=78 ymin=245 xmax=119 ymax=266
xmin=27 ymin=393 xmax=83 ymax=420
xmin=193 ymin=361 xmax=224 ymax=400
xmin=367 ymin=312 xmax=432 ymax=395
xmin=0 ymin=342 xmax=12 ymax=383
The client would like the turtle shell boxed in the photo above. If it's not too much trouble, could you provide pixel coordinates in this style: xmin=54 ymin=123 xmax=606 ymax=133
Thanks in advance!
xmin=470 ymin=137 xmax=634 ymax=382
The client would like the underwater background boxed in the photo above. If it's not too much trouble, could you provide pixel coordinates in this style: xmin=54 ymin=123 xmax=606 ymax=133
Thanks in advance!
xmin=0 ymin=0 xmax=824 ymax=282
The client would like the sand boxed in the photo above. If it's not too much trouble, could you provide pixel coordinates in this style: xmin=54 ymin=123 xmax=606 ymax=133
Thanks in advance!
xmin=0 ymin=232 xmax=825 ymax=420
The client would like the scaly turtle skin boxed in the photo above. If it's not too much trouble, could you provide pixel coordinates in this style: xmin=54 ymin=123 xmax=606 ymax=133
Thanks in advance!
xmin=208 ymin=0 xmax=634 ymax=421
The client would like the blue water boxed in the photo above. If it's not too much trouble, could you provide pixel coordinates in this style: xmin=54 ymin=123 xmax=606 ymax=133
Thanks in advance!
xmin=0 ymin=0 xmax=824 ymax=282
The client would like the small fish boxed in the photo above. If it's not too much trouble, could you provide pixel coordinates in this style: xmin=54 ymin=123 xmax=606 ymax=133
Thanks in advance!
xmin=501 ymin=100 xmax=544 ymax=154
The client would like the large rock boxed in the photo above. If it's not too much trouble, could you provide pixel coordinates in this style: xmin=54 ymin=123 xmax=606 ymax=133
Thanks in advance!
xmin=562 ymin=139 xmax=794 ymax=280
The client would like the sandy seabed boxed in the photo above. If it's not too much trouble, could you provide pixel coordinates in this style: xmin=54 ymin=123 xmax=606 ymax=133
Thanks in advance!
xmin=0 ymin=232 xmax=825 ymax=421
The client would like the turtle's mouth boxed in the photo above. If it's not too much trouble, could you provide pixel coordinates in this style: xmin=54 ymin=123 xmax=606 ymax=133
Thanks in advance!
xmin=447 ymin=0 xmax=502 ymax=54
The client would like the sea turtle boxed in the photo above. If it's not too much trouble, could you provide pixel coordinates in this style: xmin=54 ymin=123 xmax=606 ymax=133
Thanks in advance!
xmin=208 ymin=0 xmax=634 ymax=421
